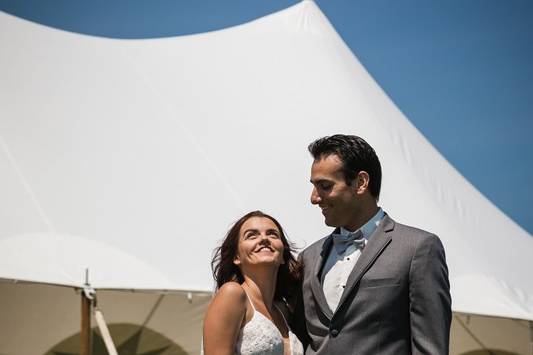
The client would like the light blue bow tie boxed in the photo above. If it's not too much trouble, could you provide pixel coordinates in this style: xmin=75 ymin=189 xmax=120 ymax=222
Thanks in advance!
xmin=331 ymin=230 xmax=365 ymax=255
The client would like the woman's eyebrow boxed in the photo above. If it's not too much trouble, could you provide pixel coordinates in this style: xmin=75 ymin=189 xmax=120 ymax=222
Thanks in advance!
xmin=242 ymin=228 xmax=259 ymax=234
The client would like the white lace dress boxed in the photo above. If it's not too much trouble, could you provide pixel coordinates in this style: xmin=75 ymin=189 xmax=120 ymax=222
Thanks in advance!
xmin=235 ymin=292 xmax=304 ymax=355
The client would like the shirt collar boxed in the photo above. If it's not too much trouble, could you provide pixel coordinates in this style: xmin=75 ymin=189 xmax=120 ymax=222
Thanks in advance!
xmin=340 ymin=208 xmax=385 ymax=240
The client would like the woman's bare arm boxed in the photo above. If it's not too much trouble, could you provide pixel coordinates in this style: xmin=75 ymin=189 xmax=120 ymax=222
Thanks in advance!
xmin=203 ymin=282 xmax=247 ymax=355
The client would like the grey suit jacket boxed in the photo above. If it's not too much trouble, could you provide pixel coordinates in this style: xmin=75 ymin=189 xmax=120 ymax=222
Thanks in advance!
xmin=291 ymin=215 xmax=451 ymax=355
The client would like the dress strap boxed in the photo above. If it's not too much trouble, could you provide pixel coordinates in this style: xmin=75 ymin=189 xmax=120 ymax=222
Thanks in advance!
xmin=274 ymin=303 xmax=289 ymax=328
xmin=242 ymin=288 xmax=256 ymax=311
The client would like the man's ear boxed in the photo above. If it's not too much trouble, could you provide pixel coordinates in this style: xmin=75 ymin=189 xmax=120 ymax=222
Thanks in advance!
xmin=355 ymin=171 xmax=370 ymax=195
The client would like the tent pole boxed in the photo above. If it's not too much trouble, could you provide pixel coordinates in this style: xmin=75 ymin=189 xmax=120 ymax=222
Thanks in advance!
xmin=80 ymin=289 xmax=91 ymax=355
xmin=529 ymin=321 xmax=533 ymax=355
xmin=81 ymin=268 xmax=93 ymax=355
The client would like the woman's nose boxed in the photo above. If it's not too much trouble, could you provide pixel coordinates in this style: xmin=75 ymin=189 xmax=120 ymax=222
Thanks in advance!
xmin=259 ymin=233 xmax=270 ymax=242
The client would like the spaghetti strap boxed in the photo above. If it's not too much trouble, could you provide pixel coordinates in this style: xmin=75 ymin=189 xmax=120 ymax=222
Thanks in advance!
xmin=274 ymin=303 xmax=289 ymax=328
xmin=242 ymin=288 xmax=256 ymax=311
xmin=234 ymin=290 xmax=305 ymax=355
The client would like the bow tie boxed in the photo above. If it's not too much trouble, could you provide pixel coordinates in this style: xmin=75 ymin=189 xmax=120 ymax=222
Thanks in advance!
xmin=331 ymin=230 xmax=365 ymax=255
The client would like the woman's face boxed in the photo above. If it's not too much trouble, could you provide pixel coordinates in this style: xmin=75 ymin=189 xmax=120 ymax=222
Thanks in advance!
xmin=233 ymin=216 xmax=285 ymax=269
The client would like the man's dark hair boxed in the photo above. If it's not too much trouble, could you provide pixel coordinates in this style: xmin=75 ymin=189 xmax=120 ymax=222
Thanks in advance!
xmin=308 ymin=134 xmax=382 ymax=200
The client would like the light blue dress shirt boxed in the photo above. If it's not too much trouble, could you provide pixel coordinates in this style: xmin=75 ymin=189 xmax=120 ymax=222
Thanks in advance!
xmin=321 ymin=208 xmax=386 ymax=312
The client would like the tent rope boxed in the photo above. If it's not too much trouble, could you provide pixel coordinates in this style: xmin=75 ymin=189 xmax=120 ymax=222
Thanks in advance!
xmin=121 ymin=51 xmax=245 ymax=211
xmin=94 ymin=307 xmax=119 ymax=355
xmin=141 ymin=293 xmax=165 ymax=328
xmin=0 ymin=135 xmax=56 ymax=233
xmin=453 ymin=314 xmax=496 ymax=355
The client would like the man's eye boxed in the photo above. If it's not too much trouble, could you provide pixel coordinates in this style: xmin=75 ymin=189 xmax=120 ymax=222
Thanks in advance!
xmin=319 ymin=183 xmax=332 ymax=190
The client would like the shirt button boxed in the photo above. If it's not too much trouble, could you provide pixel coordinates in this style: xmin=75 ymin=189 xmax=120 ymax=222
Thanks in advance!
xmin=330 ymin=329 xmax=339 ymax=337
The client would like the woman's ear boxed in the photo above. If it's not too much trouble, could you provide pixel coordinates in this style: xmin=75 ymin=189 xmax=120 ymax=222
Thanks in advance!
xmin=233 ymin=256 xmax=241 ymax=266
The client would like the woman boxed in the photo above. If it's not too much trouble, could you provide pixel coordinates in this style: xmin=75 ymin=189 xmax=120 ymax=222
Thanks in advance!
xmin=203 ymin=211 xmax=304 ymax=355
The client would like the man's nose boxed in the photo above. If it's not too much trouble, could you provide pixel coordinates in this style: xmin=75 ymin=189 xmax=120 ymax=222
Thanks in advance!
xmin=310 ymin=187 xmax=321 ymax=205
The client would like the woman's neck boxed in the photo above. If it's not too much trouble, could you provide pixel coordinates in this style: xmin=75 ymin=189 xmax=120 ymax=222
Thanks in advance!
xmin=242 ymin=268 xmax=278 ymax=311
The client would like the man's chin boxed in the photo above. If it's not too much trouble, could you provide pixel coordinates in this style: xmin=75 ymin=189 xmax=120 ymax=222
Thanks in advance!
xmin=324 ymin=217 xmax=338 ymax=228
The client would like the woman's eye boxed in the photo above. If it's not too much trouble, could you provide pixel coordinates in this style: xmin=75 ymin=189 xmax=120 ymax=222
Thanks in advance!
xmin=245 ymin=233 xmax=257 ymax=239
xmin=268 ymin=231 xmax=280 ymax=238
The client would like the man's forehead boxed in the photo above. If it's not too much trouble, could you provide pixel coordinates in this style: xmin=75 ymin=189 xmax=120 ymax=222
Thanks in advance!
xmin=313 ymin=153 xmax=342 ymax=164
xmin=312 ymin=154 xmax=343 ymax=170
xmin=311 ymin=156 xmax=345 ymax=181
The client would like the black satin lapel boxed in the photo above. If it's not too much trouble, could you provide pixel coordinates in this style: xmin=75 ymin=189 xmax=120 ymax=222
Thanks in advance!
xmin=310 ymin=235 xmax=334 ymax=320
xmin=335 ymin=217 xmax=394 ymax=310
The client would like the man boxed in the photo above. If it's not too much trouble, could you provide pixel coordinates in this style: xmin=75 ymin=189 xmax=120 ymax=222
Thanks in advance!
xmin=292 ymin=134 xmax=451 ymax=354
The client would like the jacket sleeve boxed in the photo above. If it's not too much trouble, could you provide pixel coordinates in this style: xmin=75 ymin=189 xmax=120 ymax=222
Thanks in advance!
xmin=409 ymin=234 xmax=452 ymax=355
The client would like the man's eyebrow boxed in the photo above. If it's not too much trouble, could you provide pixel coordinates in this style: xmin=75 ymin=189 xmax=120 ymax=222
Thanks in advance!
xmin=310 ymin=178 xmax=330 ymax=184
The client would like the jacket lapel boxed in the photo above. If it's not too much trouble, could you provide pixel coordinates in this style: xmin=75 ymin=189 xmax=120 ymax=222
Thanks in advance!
xmin=335 ymin=216 xmax=394 ymax=310
xmin=310 ymin=233 xmax=335 ymax=320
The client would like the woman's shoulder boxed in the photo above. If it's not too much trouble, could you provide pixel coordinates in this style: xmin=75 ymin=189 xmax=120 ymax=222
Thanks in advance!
xmin=218 ymin=281 xmax=246 ymax=296
xmin=203 ymin=283 xmax=250 ymax=353
xmin=214 ymin=282 xmax=247 ymax=306
xmin=205 ymin=282 xmax=248 ymax=326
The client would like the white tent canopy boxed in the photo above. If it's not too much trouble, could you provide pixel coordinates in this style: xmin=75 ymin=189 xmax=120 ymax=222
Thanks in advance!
xmin=1 ymin=0 xmax=532 ymax=329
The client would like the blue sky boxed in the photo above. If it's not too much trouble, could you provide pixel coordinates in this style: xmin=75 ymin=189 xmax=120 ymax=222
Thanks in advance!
xmin=1 ymin=0 xmax=532 ymax=234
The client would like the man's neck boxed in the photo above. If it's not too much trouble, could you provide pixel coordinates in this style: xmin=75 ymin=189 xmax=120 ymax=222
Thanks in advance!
xmin=344 ymin=204 xmax=379 ymax=232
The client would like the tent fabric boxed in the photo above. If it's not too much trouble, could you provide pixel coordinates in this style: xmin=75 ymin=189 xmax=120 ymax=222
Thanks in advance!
xmin=0 ymin=282 xmax=530 ymax=355
xmin=0 ymin=233 xmax=176 ymax=289
xmin=1 ymin=0 xmax=532 ymax=323
xmin=0 ymin=283 xmax=210 ymax=355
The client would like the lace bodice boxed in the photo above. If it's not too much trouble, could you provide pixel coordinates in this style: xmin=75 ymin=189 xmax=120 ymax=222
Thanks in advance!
xmin=235 ymin=293 xmax=304 ymax=355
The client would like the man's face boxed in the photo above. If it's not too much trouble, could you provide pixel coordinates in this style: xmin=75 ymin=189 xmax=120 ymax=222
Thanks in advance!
xmin=310 ymin=154 xmax=359 ymax=229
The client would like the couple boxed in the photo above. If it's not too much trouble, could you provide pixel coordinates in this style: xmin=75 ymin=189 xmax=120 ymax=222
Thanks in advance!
xmin=203 ymin=134 xmax=452 ymax=355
